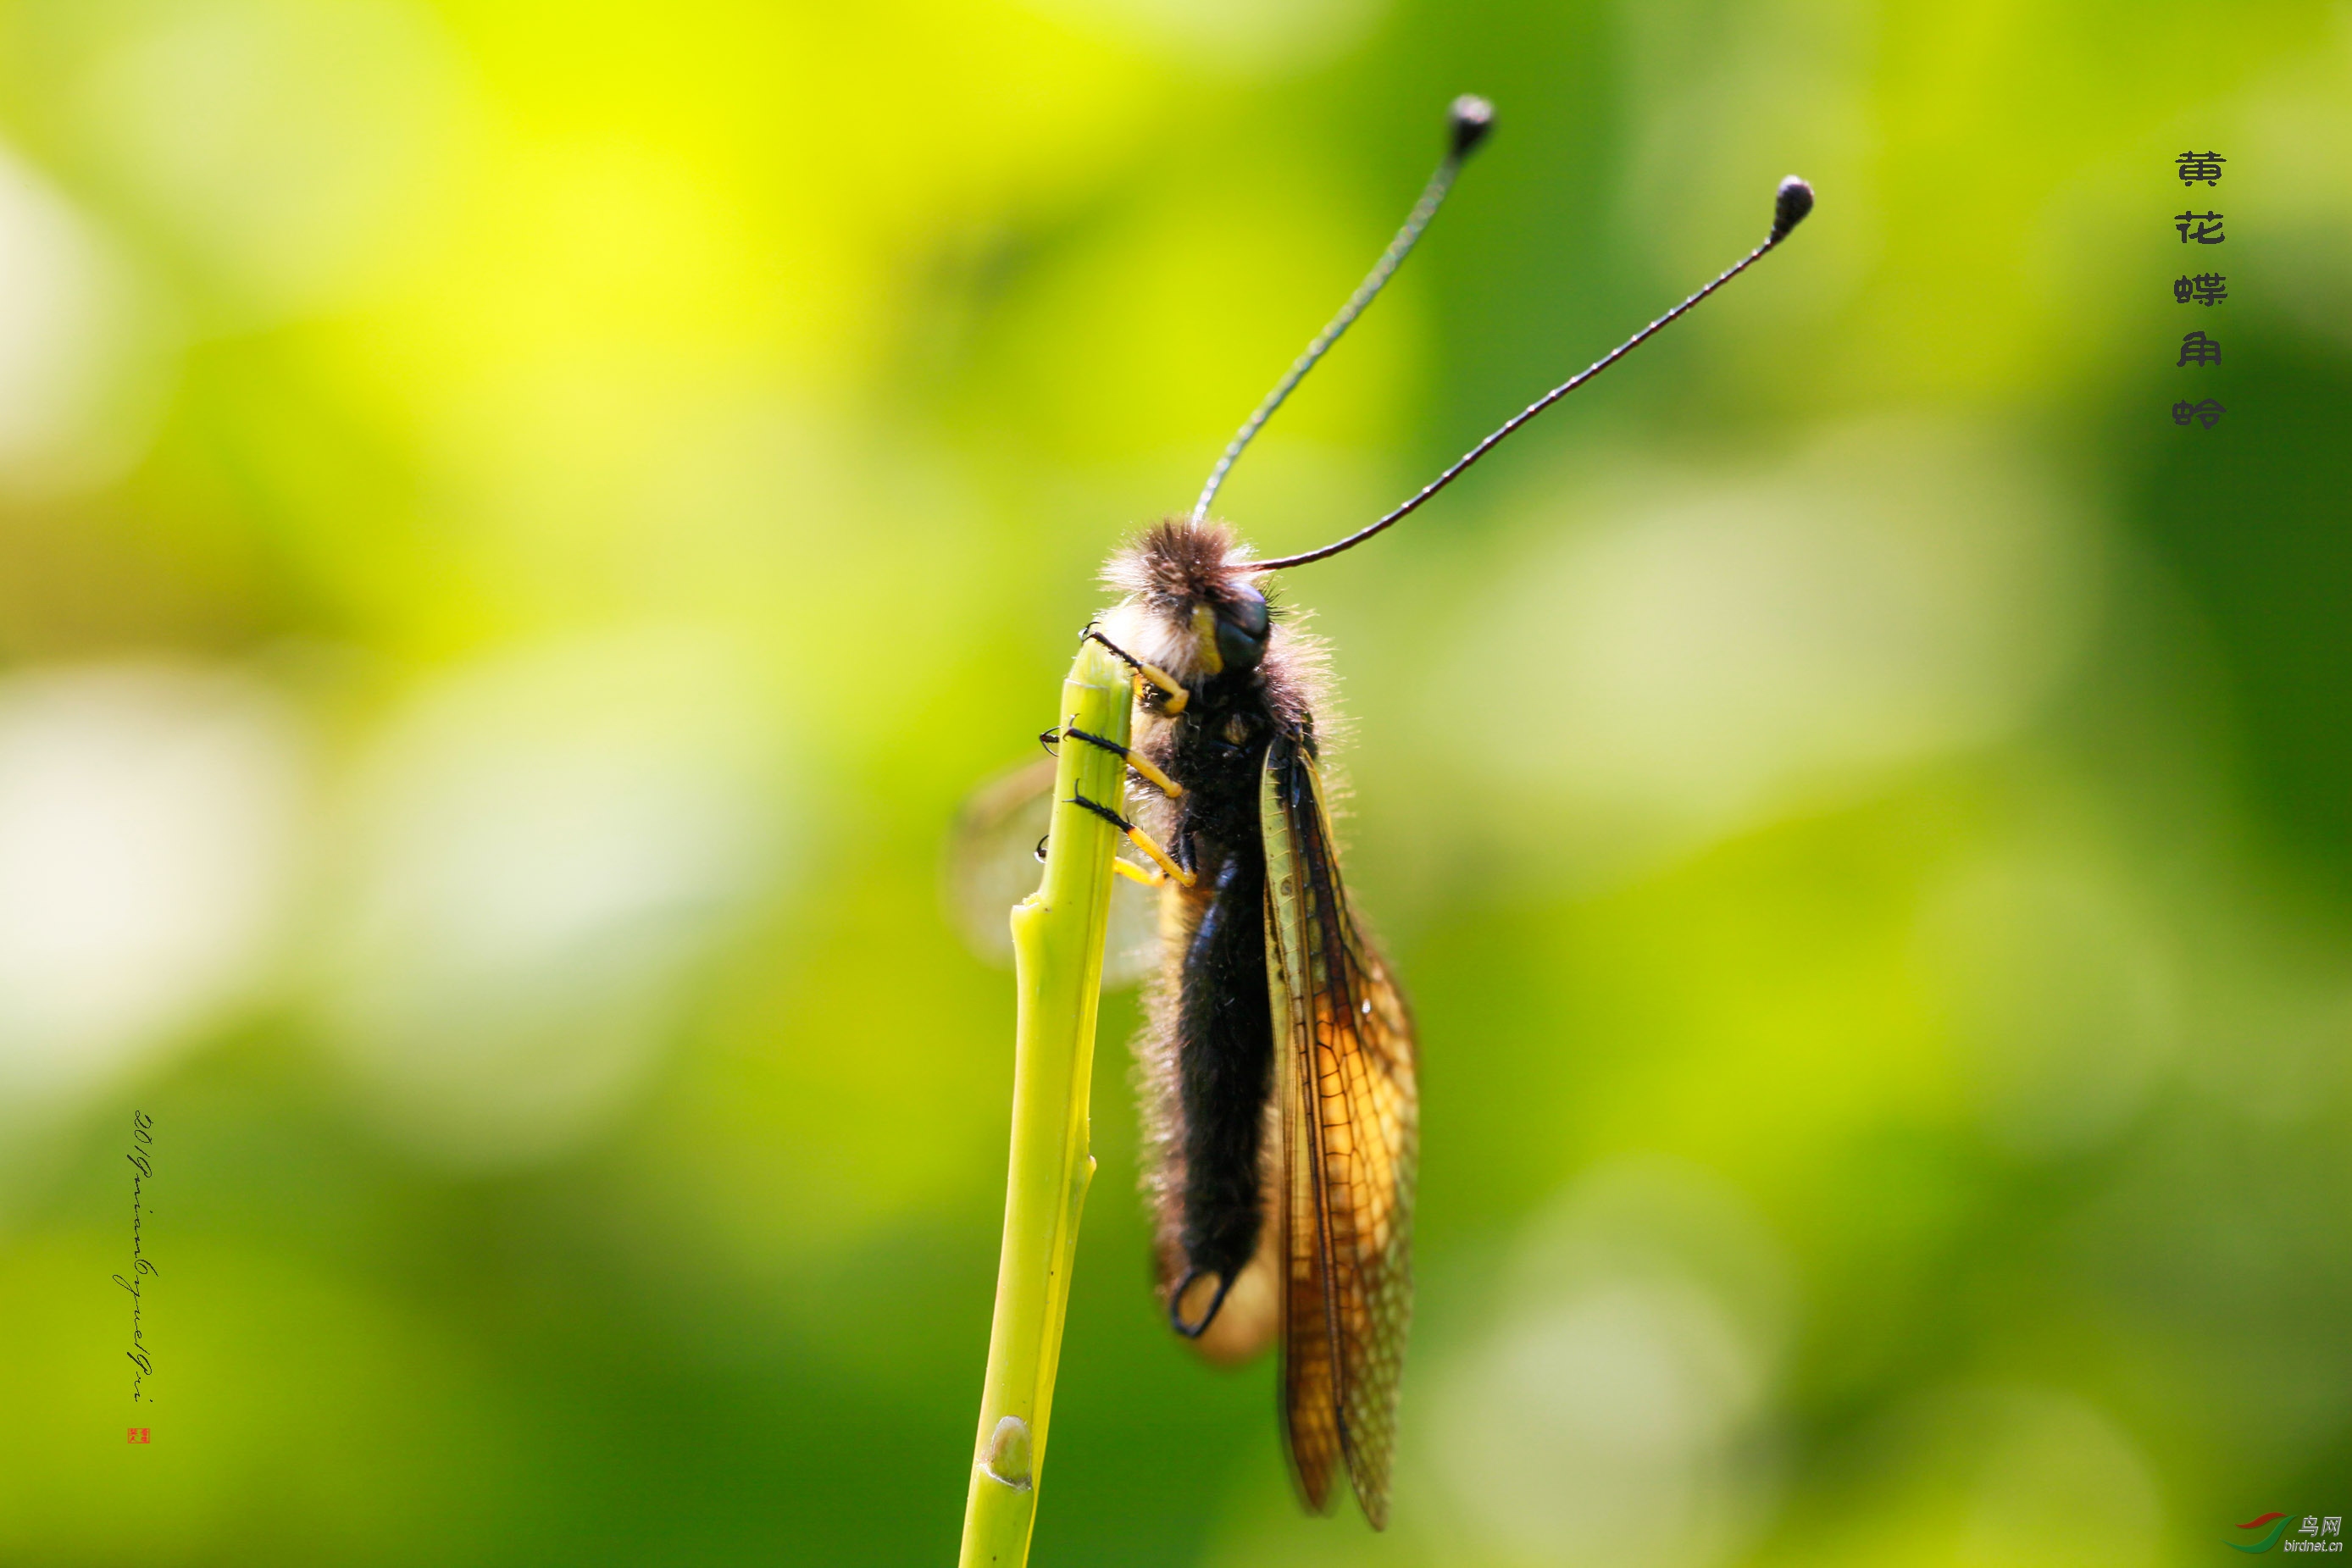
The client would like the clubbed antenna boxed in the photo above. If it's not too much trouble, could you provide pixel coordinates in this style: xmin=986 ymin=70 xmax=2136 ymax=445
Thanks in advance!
xmin=1770 ymin=174 xmax=1814 ymax=241
xmin=1189 ymin=96 xmax=1497 ymax=525
xmin=1252 ymin=175 xmax=1817 ymax=571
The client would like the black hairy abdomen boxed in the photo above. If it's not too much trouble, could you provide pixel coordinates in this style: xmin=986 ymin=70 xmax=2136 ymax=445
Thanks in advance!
xmin=1160 ymin=681 xmax=1282 ymax=1292
xmin=1176 ymin=843 xmax=1273 ymax=1284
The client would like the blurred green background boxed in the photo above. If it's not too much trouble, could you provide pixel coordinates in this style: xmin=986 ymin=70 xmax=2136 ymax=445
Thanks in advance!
xmin=3 ymin=0 xmax=2349 ymax=1562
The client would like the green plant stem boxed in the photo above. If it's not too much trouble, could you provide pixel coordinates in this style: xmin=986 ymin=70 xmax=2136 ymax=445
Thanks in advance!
xmin=958 ymin=640 xmax=1132 ymax=1567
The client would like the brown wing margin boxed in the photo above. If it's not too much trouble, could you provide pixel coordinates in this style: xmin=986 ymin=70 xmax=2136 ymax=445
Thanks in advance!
xmin=1261 ymin=733 xmax=1418 ymax=1528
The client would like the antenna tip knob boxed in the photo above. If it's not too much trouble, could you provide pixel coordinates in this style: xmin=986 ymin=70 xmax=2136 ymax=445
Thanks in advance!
xmin=1771 ymin=176 xmax=1815 ymax=241
xmin=1447 ymin=95 xmax=1495 ymax=158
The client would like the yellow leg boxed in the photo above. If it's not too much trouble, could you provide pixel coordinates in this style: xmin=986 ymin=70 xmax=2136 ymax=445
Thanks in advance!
xmin=1132 ymin=667 xmax=1188 ymax=716
xmin=1084 ymin=629 xmax=1189 ymax=715
xmin=1123 ymin=748 xmax=1183 ymax=798
xmin=1057 ymin=726 xmax=1183 ymax=798
xmin=1112 ymin=856 xmax=1166 ymax=887
xmin=1122 ymin=823 xmax=1195 ymax=888
xmin=1068 ymin=785 xmax=1196 ymax=889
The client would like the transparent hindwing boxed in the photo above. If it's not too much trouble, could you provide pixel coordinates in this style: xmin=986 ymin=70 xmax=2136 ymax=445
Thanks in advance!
xmin=945 ymin=753 xmax=1162 ymax=988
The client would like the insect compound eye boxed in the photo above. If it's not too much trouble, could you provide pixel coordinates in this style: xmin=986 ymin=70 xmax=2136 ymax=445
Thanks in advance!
xmin=1214 ymin=585 xmax=1270 ymax=672
xmin=1215 ymin=617 xmax=1266 ymax=673
xmin=1224 ymin=586 xmax=1269 ymax=640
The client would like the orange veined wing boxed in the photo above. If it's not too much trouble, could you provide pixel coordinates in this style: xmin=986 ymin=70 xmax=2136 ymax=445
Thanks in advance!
xmin=1259 ymin=733 xmax=1417 ymax=1529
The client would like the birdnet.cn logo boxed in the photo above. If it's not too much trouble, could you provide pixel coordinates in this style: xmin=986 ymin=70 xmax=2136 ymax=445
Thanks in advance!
xmin=2231 ymin=1514 xmax=2344 ymax=1553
